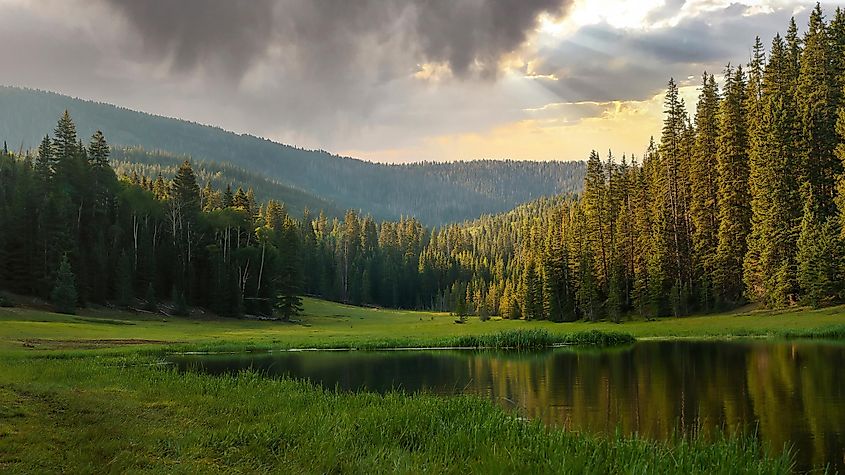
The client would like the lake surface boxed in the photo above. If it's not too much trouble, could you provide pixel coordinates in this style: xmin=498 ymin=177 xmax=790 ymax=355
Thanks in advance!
xmin=169 ymin=341 xmax=845 ymax=471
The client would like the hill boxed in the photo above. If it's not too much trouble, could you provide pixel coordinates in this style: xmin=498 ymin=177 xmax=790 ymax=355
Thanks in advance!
xmin=110 ymin=147 xmax=342 ymax=218
xmin=0 ymin=86 xmax=585 ymax=224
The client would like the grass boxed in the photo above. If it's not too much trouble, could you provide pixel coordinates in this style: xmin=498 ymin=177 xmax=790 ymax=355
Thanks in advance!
xmin=0 ymin=355 xmax=793 ymax=474
xmin=451 ymin=328 xmax=636 ymax=349
xmin=777 ymin=324 xmax=845 ymax=340
xmin=1 ymin=298 xmax=842 ymax=472
xmin=1 ymin=298 xmax=844 ymax=354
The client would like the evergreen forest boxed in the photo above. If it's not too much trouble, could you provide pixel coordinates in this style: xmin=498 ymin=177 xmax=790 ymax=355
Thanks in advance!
xmin=2 ymin=6 xmax=845 ymax=321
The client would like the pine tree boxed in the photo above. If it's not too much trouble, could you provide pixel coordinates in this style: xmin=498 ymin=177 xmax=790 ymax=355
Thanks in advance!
xmin=576 ymin=249 xmax=599 ymax=321
xmin=798 ymin=4 xmax=841 ymax=218
xmin=542 ymin=217 xmax=571 ymax=322
xmin=796 ymin=198 xmax=843 ymax=307
xmin=152 ymin=173 xmax=168 ymax=200
xmin=744 ymin=35 xmax=802 ymax=306
xmin=657 ymin=78 xmax=692 ymax=300
xmin=87 ymin=130 xmax=110 ymax=169
xmin=276 ymin=222 xmax=303 ymax=320
xmin=713 ymin=65 xmax=751 ymax=306
xmin=690 ymin=73 xmax=720 ymax=308
xmin=171 ymin=161 xmax=200 ymax=213
xmin=607 ymin=264 xmax=623 ymax=323
xmin=53 ymin=111 xmax=78 ymax=167
xmin=51 ymin=254 xmax=77 ymax=314
xmin=223 ymin=184 xmax=234 ymax=208
xmin=583 ymin=150 xmax=608 ymax=288
xmin=521 ymin=258 xmax=542 ymax=320
xmin=34 ymin=136 xmax=53 ymax=182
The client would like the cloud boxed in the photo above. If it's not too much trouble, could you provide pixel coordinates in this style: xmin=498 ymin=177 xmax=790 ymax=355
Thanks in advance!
xmin=103 ymin=0 xmax=277 ymax=76
xmin=528 ymin=2 xmax=803 ymax=103
xmin=79 ymin=0 xmax=573 ymax=150
xmin=0 ymin=0 xmax=835 ymax=164
xmin=101 ymin=0 xmax=572 ymax=81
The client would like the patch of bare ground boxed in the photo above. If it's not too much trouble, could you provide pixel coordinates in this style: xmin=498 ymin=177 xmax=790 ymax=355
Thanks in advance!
xmin=19 ymin=339 xmax=177 ymax=349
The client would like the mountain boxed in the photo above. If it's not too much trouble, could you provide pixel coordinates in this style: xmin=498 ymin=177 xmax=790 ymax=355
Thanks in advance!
xmin=110 ymin=147 xmax=342 ymax=219
xmin=0 ymin=86 xmax=585 ymax=224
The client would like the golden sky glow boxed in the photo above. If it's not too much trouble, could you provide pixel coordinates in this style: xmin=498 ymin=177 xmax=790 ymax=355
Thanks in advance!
xmin=340 ymin=0 xmax=807 ymax=163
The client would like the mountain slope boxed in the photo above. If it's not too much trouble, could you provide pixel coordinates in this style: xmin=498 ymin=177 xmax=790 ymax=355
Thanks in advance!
xmin=0 ymin=86 xmax=585 ymax=224
xmin=111 ymin=147 xmax=342 ymax=218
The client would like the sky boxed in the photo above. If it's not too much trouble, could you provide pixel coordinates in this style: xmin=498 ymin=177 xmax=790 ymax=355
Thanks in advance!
xmin=0 ymin=0 xmax=840 ymax=163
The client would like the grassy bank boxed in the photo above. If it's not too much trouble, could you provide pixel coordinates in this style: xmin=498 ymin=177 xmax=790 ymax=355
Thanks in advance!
xmin=0 ymin=354 xmax=793 ymax=474
xmin=1 ymin=298 xmax=844 ymax=354
xmin=3 ymin=298 xmax=837 ymax=472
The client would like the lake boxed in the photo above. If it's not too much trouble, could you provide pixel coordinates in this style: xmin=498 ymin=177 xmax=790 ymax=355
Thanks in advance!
xmin=168 ymin=340 xmax=845 ymax=471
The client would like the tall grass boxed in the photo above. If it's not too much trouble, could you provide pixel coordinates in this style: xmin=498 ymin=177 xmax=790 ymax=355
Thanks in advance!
xmin=158 ymin=329 xmax=636 ymax=354
xmin=451 ymin=329 xmax=635 ymax=349
xmin=0 ymin=355 xmax=793 ymax=474
xmin=777 ymin=324 xmax=845 ymax=340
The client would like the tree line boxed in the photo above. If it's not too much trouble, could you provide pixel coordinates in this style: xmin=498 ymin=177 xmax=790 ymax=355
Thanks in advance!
xmin=2 ymin=6 xmax=845 ymax=321
xmin=294 ymin=6 xmax=845 ymax=320
xmin=0 ymin=112 xmax=304 ymax=318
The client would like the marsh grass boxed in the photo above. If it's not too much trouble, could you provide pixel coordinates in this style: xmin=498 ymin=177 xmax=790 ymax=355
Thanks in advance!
xmin=452 ymin=328 xmax=635 ymax=349
xmin=158 ymin=329 xmax=634 ymax=355
xmin=777 ymin=324 xmax=845 ymax=340
xmin=0 ymin=355 xmax=793 ymax=474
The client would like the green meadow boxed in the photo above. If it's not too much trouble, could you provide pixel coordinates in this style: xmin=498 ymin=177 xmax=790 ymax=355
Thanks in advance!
xmin=1 ymin=297 xmax=844 ymax=353
xmin=3 ymin=298 xmax=845 ymax=473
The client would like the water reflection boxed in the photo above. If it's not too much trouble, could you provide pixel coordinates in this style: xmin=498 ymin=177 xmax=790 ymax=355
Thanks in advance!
xmin=169 ymin=341 xmax=845 ymax=471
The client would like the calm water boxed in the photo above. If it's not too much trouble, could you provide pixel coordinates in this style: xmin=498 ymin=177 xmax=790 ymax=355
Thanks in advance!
xmin=169 ymin=341 xmax=845 ymax=471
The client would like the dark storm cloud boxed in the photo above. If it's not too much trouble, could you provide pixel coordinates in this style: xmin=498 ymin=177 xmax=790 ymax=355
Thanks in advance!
xmin=104 ymin=0 xmax=277 ymax=75
xmin=102 ymin=0 xmax=571 ymax=80
xmin=0 ymin=0 xmax=831 ymax=161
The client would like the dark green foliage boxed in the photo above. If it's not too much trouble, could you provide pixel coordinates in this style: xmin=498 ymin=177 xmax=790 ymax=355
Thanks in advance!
xmin=744 ymin=34 xmax=802 ymax=307
xmin=88 ymin=130 xmax=109 ymax=169
xmin=51 ymin=255 xmax=77 ymax=314
xmin=276 ymin=220 xmax=303 ymax=321
xmin=115 ymin=252 xmax=133 ymax=308
xmin=144 ymin=283 xmax=157 ymax=312
xmin=172 ymin=288 xmax=189 ymax=317
xmin=796 ymin=203 xmax=843 ymax=308
xmin=690 ymin=73 xmax=720 ymax=308
xmin=171 ymin=160 xmax=200 ymax=214
xmin=714 ymin=66 xmax=751 ymax=306
xmin=798 ymin=4 xmax=841 ymax=218
xmin=607 ymin=267 xmax=624 ymax=323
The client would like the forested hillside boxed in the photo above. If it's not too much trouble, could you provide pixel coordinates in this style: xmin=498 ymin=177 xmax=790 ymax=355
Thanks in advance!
xmin=4 ymin=7 xmax=845 ymax=322
xmin=283 ymin=6 xmax=845 ymax=319
xmin=0 ymin=87 xmax=585 ymax=224
xmin=110 ymin=147 xmax=341 ymax=218
xmin=0 ymin=113 xmax=307 ymax=318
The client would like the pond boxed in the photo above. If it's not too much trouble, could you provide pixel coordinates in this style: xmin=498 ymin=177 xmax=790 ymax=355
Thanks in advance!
xmin=168 ymin=340 xmax=845 ymax=471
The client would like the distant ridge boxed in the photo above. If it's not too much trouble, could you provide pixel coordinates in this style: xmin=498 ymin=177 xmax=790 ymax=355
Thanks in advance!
xmin=0 ymin=86 xmax=585 ymax=224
